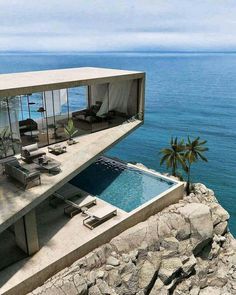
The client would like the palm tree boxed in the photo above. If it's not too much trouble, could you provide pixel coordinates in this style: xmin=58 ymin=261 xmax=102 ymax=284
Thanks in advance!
xmin=185 ymin=136 xmax=208 ymax=194
xmin=160 ymin=137 xmax=187 ymax=177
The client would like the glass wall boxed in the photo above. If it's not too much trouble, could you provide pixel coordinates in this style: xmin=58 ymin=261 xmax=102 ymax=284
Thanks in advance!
xmin=0 ymin=79 xmax=140 ymax=158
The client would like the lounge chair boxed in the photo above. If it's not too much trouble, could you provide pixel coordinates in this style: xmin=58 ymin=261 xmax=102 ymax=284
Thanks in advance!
xmin=21 ymin=143 xmax=46 ymax=163
xmin=83 ymin=205 xmax=117 ymax=229
xmin=5 ymin=158 xmax=41 ymax=189
xmin=52 ymin=183 xmax=97 ymax=217
xmin=19 ymin=118 xmax=38 ymax=135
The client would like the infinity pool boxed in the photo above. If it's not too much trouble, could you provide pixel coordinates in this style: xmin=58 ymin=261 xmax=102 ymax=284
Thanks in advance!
xmin=70 ymin=157 xmax=176 ymax=212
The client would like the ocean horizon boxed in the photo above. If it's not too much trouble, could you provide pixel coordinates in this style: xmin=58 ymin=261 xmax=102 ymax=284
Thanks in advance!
xmin=0 ymin=52 xmax=235 ymax=235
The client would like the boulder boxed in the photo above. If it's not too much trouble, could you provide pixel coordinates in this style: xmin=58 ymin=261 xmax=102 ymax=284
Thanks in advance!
xmin=214 ymin=221 xmax=228 ymax=236
xmin=138 ymin=260 xmax=156 ymax=290
xmin=96 ymin=279 xmax=117 ymax=294
xmin=121 ymin=268 xmax=139 ymax=294
xmin=119 ymin=261 xmax=136 ymax=275
xmin=88 ymin=285 xmax=102 ymax=295
xmin=147 ymin=251 xmax=162 ymax=270
xmin=182 ymin=255 xmax=197 ymax=276
xmin=207 ymin=275 xmax=227 ymax=288
xmin=158 ymin=257 xmax=183 ymax=284
xmin=179 ymin=203 xmax=213 ymax=254
xmin=106 ymin=256 xmax=120 ymax=267
xmin=73 ymin=274 xmax=87 ymax=294
xmin=94 ymin=246 xmax=108 ymax=265
xmin=110 ymin=222 xmax=148 ymax=253
xmin=194 ymin=183 xmax=208 ymax=194
xmin=86 ymin=252 xmax=100 ymax=269
xmin=161 ymin=237 xmax=179 ymax=251
xmin=107 ymin=269 xmax=121 ymax=287
xmin=157 ymin=215 xmax=173 ymax=238
xmin=146 ymin=215 xmax=160 ymax=248
xmin=190 ymin=286 xmax=200 ymax=295
xmin=60 ymin=279 xmax=78 ymax=295
xmin=149 ymin=278 xmax=168 ymax=295
xmin=199 ymin=286 xmax=221 ymax=295
xmin=210 ymin=203 xmax=230 ymax=225
xmin=209 ymin=241 xmax=221 ymax=259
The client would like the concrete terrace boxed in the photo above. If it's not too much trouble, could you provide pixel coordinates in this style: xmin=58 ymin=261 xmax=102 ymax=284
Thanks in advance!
xmin=0 ymin=120 xmax=141 ymax=233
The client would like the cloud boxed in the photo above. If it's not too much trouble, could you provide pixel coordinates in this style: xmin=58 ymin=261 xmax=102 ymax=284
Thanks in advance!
xmin=0 ymin=0 xmax=236 ymax=51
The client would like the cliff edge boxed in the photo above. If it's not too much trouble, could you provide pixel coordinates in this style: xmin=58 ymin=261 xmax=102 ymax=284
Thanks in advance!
xmin=30 ymin=183 xmax=236 ymax=295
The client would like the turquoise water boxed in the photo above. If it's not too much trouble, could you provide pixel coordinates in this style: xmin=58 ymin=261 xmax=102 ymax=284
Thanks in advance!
xmin=0 ymin=52 xmax=235 ymax=234
xmin=70 ymin=157 xmax=175 ymax=212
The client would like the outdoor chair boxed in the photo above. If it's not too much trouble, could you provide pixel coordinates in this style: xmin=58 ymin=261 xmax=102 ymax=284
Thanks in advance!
xmin=83 ymin=205 xmax=117 ymax=229
xmin=19 ymin=118 xmax=38 ymax=135
xmin=51 ymin=183 xmax=97 ymax=217
xmin=5 ymin=159 xmax=41 ymax=189
xmin=21 ymin=143 xmax=46 ymax=163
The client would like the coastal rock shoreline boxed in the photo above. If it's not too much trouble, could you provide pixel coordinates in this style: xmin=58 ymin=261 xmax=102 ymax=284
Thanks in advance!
xmin=30 ymin=177 xmax=236 ymax=294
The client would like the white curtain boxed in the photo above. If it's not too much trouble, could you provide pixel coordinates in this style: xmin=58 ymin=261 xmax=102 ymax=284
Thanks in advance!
xmin=89 ymin=80 xmax=138 ymax=117
xmin=44 ymin=91 xmax=54 ymax=117
xmin=9 ymin=97 xmax=20 ymax=140
xmin=90 ymin=84 xmax=109 ymax=117
xmin=108 ymin=80 xmax=132 ymax=114
xmin=44 ymin=89 xmax=68 ymax=116
xmin=60 ymin=89 xmax=68 ymax=106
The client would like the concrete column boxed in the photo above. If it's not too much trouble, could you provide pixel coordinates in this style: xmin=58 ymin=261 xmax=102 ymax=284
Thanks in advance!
xmin=14 ymin=209 xmax=39 ymax=255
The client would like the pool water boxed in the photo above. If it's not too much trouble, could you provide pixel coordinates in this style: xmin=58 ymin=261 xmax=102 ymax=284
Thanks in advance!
xmin=70 ymin=157 xmax=175 ymax=212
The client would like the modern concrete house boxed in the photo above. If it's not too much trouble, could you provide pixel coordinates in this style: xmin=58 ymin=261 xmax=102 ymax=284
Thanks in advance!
xmin=0 ymin=67 xmax=184 ymax=295
xmin=0 ymin=67 xmax=146 ymax=293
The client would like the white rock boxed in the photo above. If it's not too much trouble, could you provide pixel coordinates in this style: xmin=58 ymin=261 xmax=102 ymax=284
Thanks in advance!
xmin=147 ymin=251 xmax=162 ymax=270
xmin=210 ymin=203 xmax=230 ymax=225
xmin=149 ymin=278 xmax=168 ymax=295
xmin=96 ymin=279 xmax=117 ymax=295
xmin=106 ymin=256 xmax=120 ymax=267
xmin=214 ymin=221 xmax=228 ymax=236
xmin=190 ymin=286 xmax=200 ymax=295
xmin=88 ymin=285 xmax=102 ymax=295
xmin=107 ymin=269 xmax=121 ymax=287
xmin=161 ymin=237 xmax=179 ymax=251
xmin=158 ymin=257 xmax=183 ymax=284
xmin=199 ymin=286 xmax=221 ymax=295
xmin=138 ymin=260 xmax=156 ymax=289
xmin=179 ymin=203 xmax=213 ymax=253
xmin=73 ymin=274 xmax=87 ymax=295
xmin=182 ymin=255 xmax=197 ymax=276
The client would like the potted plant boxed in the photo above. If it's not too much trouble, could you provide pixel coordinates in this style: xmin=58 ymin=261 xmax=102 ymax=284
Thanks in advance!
xmin=64 ymin=119 xmax=78 ymax=145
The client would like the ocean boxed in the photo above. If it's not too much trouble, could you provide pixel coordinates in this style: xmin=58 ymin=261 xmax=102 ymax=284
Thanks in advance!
xmin=0 ymin=52 xmax=235 ymax=234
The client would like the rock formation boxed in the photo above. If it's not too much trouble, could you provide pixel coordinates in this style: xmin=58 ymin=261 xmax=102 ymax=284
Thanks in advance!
xmin=30 ymin=183 xmax=236 ymax=295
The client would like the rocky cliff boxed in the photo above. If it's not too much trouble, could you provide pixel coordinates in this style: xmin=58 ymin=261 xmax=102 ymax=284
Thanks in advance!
xmin=30 ymin=183 xmax=236 ymax=295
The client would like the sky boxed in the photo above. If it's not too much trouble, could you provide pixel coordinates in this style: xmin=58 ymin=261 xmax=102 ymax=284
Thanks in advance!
xmin=0 ymin=0 xmax=236 ymax=52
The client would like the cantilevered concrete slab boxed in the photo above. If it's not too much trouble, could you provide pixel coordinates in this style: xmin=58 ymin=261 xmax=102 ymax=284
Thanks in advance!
xmin=0 ymin=120 xmax=142 ymax=234
xmin=0 ymin=67 xmax=144 ymax=98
